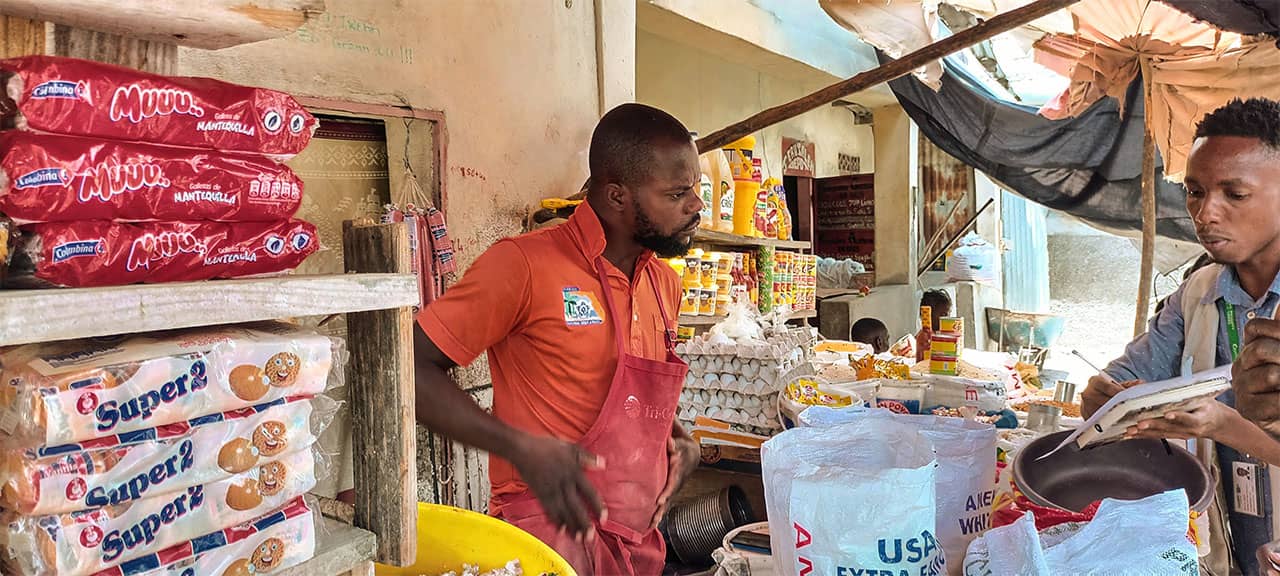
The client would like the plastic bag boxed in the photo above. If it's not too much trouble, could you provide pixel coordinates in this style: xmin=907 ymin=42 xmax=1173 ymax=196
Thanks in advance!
xmin=0 ymin=132 xmax=303 ymax=224
xmin=763 ymin=417 xmax=945 ymax=576
xmin=1 ymin=56 xmax=317 ymax=158
xmin=0 ymin=395 xmax=333 ymax=516
xmin=0 ymin=322 xmax=343 ymax=448
xmin=964 ymin=490 xmax=1198 ymax=576
xmin=96 ymin=495 xmax=318 ymax=576
xmin=2 ymin=447 xmax=320 ymax=576
xmin=10 ymin=219 xmax=318 ymax=288
xmin=962 ymin=512 xmax=1049 ymax=576
xmin=798 ymin=407 xmax=997 ymax=575
xmin=817 ymin=257 xmax=867 ymax=289
xmin=945 ymin=233 xmax=998 ymax=285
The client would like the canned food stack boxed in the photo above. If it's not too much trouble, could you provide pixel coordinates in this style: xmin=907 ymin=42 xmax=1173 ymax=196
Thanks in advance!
xmin=674 ymin=249 xmax=753 ymax=318
xmin=929 ymin=317 xmax=965 ymax=376
xmin=771 ymin=252 xmax=817 ymax=312
xmin=0 ymin=55 xmax=320 ymax=288
xmin=0 ymin=323 xmax=340 ymax=575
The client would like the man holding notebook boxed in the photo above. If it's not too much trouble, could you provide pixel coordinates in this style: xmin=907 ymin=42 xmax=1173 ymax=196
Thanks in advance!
xmin=1082 ymin=98 xmax=1280 ymax=575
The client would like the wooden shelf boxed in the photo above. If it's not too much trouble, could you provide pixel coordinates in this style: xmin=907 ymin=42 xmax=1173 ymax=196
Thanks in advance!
xmin=0 ymin=0 xmax=324 ymax=50
xmin=0 ymin=273 xmax=419 ymax=346
xmin=680 ymin=309 xmax=816 ymax=326
xmin=693 ymin=229 xmax=811 ymax=250
xmin=278 ymin=517 xmax=376 ymax=576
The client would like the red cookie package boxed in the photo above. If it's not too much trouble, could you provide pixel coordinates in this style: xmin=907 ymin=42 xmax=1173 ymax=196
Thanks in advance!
xmin=1 ymin=55 xmax=317 ymax=158
xmin=0 ymin=132 xmax=303 ymax=224
xmin=11 ymin=219 xmax=319 ymax=288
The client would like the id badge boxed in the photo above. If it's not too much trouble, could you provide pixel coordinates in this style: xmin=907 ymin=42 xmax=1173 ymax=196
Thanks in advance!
xmin=1234 ymin=461 xmax=1265 ymax=517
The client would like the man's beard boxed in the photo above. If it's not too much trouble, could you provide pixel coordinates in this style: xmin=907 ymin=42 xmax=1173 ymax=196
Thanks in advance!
xmin=634 ymin=205 xmax=697 ymax=258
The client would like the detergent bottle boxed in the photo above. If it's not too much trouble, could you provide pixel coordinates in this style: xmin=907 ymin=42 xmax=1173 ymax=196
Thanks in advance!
xmin=712 ymin=148 xmax=735 ymax=233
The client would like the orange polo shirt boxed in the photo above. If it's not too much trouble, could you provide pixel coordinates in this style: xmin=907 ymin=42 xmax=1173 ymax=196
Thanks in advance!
xmin=417 ymin=201 xmax=681 ymax=503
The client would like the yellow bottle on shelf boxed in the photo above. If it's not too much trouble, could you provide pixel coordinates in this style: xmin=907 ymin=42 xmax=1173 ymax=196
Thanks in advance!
xmin=725 ymin=135 xmax=758 ymax=237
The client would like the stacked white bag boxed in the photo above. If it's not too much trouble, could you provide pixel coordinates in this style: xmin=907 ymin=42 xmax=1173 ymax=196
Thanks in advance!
xmin=763 ymin=414 xmax=945 ymax=576
xmin=797 ymin=407 xmax=998 ymax=576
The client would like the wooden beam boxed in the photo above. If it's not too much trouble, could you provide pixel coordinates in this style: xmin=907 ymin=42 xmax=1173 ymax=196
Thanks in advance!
xmin=0 ymin=274 xmax=419 ymax=347
xmin=0 ymin=0 xmax=323 ymax=50
xmin=1135 ymin=58 xmax=1157 ymax=336
xmin=917 ymin=198 xmax=995 ymax=277
xmin=343 ymin=221 xmax=417 ymax=567
xmin=50 ymin=25 xmax=176 ymax=74
xmin=0 ymin=15 xmax=44 ymax=58
xmin=694 ymin=0 xmax=1082 ymax=153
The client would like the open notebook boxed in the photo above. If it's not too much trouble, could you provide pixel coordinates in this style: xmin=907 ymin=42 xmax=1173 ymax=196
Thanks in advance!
xmin=1048 ymin=365 xmax=1233 ymax=456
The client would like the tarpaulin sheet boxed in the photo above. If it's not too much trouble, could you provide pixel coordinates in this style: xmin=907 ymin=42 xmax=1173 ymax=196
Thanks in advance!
xmin=884 ymin=53 xmax=1198 ymax=244
xmin=1160 ymin=0 xmax=1280 ymax=37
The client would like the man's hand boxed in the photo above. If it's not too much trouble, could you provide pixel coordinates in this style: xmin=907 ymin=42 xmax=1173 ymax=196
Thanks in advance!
xmin=509 ymin=435 xmax=605 ymax=541
xmin=1234 ymin=318 xmax=1280 ymax=437
xmin=1082 ymin=373 xmax=1139 ymax=419
xmin=1125 ymin=398 xmax=1238 ymax=441
xmin=650 ymin=425 xmax=701 ymax=530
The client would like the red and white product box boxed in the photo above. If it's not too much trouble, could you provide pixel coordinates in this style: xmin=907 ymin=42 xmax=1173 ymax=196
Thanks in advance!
xmin=1 ymin=55 xmax=317 ymax=158
xmin=0 ymin=132 xmax=303 ymax=224
xmin=14 ymin=219 xmax=319 ymax=288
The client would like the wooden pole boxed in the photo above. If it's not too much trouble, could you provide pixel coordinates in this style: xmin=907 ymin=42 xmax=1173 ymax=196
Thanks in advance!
xmin=694 ymin=0 xmax=1082 ymax=153
xmin=1135 ymin=58 xmax=1157 ymax=336
xmin=918 ymin=198 xmax=996 ymax=277
xmin=343 ymin=220 xmax=418 ymax=567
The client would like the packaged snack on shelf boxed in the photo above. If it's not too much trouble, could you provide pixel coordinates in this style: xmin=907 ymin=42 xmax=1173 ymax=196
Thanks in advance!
xmin=1 ymin=448 xmax=317 ymax=576
xmin=0 ymin=56 xmax=317 ymax=158
xmin=91 ymin=495 xmax=318 ymax=576
xmin=0 ymin=322 xmax=342 ymax=448
xmin=0 ymin=395 xmax=331 ymax=516
xmin=9 ymin=219 xmax=318 ymax=288
xmin=756 ymin=246 xmax=774 ymax=313
xmin=0 ymin=132 xmax=303 ymax=224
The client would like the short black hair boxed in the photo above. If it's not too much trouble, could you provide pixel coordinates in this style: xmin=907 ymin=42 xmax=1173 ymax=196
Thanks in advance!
xmin=589 ymin=103 xmax=693 ymax=189
xmin=921 ymin=289 xmax=952 ymax=330
xmin=850 ymin=318 xmax=889 ymax=344
xmin=1195 ymin=98 xmax=1280 ymax=150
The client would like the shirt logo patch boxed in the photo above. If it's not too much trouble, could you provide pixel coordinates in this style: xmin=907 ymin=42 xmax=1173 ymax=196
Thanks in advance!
xmin=562 ymin=287 xmax=605 ymax=327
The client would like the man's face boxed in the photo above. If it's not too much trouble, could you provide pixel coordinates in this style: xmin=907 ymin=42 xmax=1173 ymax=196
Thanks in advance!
xmin=1185 ymin=136 xmax=1280 ymax=265
xmin=631 ymin=141 xmax=703 ymax=258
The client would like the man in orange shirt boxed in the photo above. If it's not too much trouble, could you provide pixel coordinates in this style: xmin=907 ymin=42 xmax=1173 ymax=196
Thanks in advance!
xmin=413 ymin=103 xmax=703 ymax=575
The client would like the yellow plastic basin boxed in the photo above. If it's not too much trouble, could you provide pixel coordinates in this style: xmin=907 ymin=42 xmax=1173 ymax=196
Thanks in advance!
xmin=375 ymin=502 xmax=577 ymax=576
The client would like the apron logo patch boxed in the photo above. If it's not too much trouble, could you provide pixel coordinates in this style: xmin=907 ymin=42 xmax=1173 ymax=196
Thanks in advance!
xmin=562 ymin=287 xmax=604 ymax=327
xmin=623 ymin=394 xmax=675 ymax=421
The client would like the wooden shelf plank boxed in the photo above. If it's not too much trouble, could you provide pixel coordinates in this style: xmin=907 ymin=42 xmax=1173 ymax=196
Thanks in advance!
xmin=0 ymin=0 xmax=324 ymax=50
xmin=679 ymin=309 xmax=816 ymax=326
xmin=693 ymin=229 xmax=811 ymax=250
xmin=0 ymin=273 xmax=419 ymax=346
xmin=277 ymin=517 xmax=376 ymax=576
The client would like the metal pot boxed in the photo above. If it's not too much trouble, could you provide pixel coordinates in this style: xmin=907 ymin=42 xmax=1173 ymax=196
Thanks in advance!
xmin=1013 ymin=430 xmax=1214 ymax=513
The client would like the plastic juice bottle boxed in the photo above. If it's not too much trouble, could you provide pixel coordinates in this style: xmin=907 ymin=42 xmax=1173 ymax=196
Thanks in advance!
xmin=714 ymin=149 xmax=735 ymax=233
xmin=697 ymin=152 xmax=714 ymax=229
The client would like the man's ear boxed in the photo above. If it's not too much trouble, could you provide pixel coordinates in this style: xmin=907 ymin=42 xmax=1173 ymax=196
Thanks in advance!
xmin=605 ymin=182 xmax=630 ymax=212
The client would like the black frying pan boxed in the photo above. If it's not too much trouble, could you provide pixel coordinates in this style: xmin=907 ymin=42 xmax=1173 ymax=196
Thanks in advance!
xmin=1013 ymin=430 xmax=1214 ymax=513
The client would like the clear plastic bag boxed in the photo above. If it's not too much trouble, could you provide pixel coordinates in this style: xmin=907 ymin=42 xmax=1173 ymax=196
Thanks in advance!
xmin=963 ymin=490 xmax=1198 ymax=576
xmin=763 ymin=417 xmax=944 ymax=576
xmin=110 ymin=495 xmax=318 ymax=576
xmin=0 ymin=322 xmax=345 ymax=449
xmin=0 ymin=395 xmax=337 ymax=516
xmin=946 ymin=233 xmax=999 ymax=285
xmin=1 ymin=446 xmax=325 ymax=576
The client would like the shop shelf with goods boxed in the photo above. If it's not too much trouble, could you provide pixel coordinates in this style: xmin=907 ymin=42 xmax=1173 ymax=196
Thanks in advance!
xmin=0 ymin=11 xmax=430 ymax=572
xmin=0 ymin=221 xmax=419 ymax=575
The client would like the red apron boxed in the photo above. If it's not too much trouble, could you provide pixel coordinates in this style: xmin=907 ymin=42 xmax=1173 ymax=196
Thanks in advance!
xmin=494 ymin=257 xmax=688 ymax=576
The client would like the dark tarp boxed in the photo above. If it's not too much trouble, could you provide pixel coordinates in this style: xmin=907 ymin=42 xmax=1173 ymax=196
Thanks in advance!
xmin=1160 ymin=0 xmax=1280 ymax=37
xmin=882 ymin=53 xmax=1197 ymax=243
